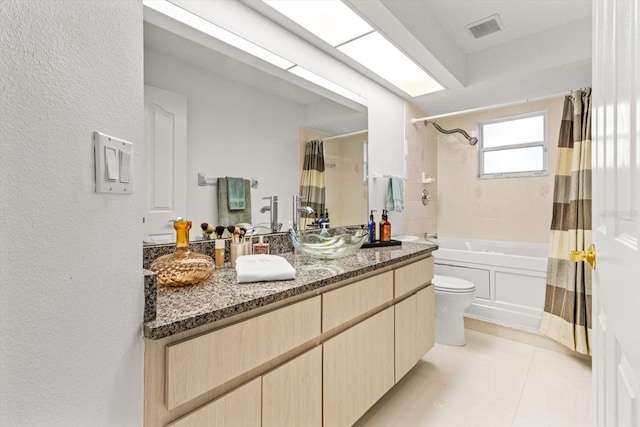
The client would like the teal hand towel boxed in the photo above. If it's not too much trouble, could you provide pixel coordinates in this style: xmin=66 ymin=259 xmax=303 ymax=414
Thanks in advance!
xmin=218 ymin=178 xmax=252 ymax=226
xmin=386 ymin=176 xmax=404 ymax=212
xmin=227 ymin=176 xmax=246 ymax=210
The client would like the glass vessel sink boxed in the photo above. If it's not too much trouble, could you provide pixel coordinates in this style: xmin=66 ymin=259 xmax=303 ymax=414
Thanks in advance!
xmin=288 ymin=227 xmax=369 ymax=259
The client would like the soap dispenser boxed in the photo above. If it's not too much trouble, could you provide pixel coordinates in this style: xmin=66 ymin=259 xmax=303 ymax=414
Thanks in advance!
xmin=380 ymin=209 xmax=391 ymax=242
xmin=368 ymin=210 xmax=377 ymax=243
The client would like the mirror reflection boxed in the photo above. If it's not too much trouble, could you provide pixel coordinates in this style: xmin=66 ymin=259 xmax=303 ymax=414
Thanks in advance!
xmin=143 ymin=22 xmax=368 ymax=243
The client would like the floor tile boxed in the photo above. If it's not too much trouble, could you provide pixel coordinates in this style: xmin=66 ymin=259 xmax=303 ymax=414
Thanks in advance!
xmin=516 ymin=351 xmax=592 ymax=427
xmin=419 ymin=334 xmax=533 ymax=410
xmin=511 ymin=414 xmax=553 ymax=427
xmin=354 ymin=330 xmax=592 ymax=427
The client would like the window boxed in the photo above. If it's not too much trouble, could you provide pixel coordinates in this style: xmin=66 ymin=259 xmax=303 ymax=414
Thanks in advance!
xmin=478 ymin=112 xmax=548 ymax=178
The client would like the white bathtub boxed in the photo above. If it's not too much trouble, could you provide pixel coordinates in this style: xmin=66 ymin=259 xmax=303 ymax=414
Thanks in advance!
xmin=418 ymin=237 xmax=548 ymax=332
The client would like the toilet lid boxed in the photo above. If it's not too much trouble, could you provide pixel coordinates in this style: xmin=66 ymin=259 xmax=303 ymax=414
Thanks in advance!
xmin=433 ymin=274 xmax=476 ymax=293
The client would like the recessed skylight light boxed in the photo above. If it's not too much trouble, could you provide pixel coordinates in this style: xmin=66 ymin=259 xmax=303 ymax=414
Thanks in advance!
xmin=262 ymin=0 xmax=444 ymax=97
xmin=263 ymin=0 xmax=373 ymax=46
xmin=338 ymin=32 xmax=443 ymax=97
xmin=143 ymin=0 xmax=294 ymax=69
xmin=288 ymin=66 xmax=367 ymax=105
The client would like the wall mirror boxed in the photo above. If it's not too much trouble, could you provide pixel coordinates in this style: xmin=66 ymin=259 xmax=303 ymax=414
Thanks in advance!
xmin=143 ymin=19 xmax=368 ymax=243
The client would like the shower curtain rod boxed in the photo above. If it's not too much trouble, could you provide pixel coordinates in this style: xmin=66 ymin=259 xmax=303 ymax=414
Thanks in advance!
xmin=322 ymin=129 xmax=367 ymax=141
xmin=411 ymin=91 xmax=571 ymax=124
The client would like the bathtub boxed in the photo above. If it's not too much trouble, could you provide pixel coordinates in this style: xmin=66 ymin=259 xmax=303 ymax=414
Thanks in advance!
xmin=418 ymin=237 xmax=548 ymax=332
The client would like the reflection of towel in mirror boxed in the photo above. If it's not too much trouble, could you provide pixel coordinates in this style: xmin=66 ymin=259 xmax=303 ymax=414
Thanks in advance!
xmin=236 ymin=255 xmax=296 ymax=283
xmin=386 ymin=176 xmax=404 ymax=212
xmin=227 ymin=176 xmax=246 ymax=210
xmin=218 ymin=178 xmax=252 ymax=226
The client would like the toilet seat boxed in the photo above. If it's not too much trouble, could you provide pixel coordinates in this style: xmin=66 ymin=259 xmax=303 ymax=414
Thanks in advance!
xmin=433 ymin=274 xmax=476 ymax=294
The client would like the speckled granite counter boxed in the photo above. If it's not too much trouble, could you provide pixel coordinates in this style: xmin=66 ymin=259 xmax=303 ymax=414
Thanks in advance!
xmin=144 ymin=242 xmax=437 ymax=339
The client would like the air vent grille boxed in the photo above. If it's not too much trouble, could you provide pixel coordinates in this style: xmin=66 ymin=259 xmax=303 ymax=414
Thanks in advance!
xmin=465 ymin=14 xmax=504 ymax=39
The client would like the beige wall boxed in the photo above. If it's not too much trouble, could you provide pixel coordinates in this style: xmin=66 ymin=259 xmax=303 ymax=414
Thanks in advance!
xmin=436 ymin=96 xmax=564 ymax=243
xmin=299 ymin=128 xmax=368 ymax=227
xmin=404 ymin=103 xmax=438 ymax=237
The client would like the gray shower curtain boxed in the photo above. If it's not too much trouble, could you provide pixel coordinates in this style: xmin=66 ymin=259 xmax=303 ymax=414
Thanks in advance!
xmin=299 ymin=140 xmax=325 ymax=226
xmin=540 ymin=88 xmax=592 ymax=355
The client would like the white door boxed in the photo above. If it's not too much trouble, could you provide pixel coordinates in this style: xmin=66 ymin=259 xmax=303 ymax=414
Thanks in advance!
xmin=593 ymin=0 xmax=640 ymax=425
xmin=143 ymin=85 xmax=188 ymax=244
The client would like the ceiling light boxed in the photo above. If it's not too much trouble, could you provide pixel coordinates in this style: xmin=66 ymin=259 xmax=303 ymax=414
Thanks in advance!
xmin=288 ymin=66 xmax=367 ymax=105
xmin=263 ymin=0 xmax=373 ymax=46
xmin=262 ymin=0 xmax=444 ymax=97
xmin=338 ymin=32 xmax=443 ymax=97
xmin=144 ymin=0 xmax=294 ymax=69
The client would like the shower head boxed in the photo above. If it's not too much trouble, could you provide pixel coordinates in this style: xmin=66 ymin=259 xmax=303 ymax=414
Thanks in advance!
xmin=426 ymin=121 xmax=478 ymax=146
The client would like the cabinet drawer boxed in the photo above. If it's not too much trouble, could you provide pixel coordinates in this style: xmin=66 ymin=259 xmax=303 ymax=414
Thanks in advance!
xmin=166 ymin=378 xmax=260 ymax=427
xmin=394 ymin=257 xmax=433 ymax=297
xmin=322 ymin=271 xmax=393 ymax=332
xmin=166 ymin=296 xmax=321 ymax=409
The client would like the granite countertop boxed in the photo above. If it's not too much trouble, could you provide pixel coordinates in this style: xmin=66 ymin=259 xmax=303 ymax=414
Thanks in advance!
xmin=144 ymin=242 xmax=437 ymax=339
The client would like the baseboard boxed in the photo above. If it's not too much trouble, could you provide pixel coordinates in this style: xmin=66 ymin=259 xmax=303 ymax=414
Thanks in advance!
xmin=464 ymin=315 xmax=592 ymax=361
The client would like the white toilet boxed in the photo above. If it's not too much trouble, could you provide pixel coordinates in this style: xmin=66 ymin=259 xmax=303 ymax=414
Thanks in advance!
xmin=433 ymin=274 xmax=476 ymax=346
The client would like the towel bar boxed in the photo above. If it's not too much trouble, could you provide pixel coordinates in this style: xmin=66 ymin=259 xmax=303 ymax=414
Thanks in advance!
xmin=198 ymin=173 xmax=258 ymax=188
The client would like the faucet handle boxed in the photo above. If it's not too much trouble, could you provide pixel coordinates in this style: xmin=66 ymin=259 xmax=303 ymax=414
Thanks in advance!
xmin=262 ymin=195 xmax=273 ymax=201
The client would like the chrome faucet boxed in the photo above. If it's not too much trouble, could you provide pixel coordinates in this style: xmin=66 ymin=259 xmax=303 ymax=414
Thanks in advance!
xmin=260 ymin=196 xmax=281 ymax=232
xmin=424 ymin=232 xmax=438 ymax=240
xmin=292 ymin=195 xmax=315 ymax=231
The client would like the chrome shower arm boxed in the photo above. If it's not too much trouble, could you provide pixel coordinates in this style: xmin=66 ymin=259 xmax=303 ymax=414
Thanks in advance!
xmin=427 ymin=121 xmax=478 ymax=146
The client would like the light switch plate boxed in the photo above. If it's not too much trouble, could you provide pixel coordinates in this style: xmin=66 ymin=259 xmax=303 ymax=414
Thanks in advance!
xmin=94 ymin=131 xmax=134 ymax=194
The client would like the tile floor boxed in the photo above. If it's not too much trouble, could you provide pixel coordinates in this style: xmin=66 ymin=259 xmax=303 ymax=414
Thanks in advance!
xmin=355 ymin=329 xmax=592 ymax=427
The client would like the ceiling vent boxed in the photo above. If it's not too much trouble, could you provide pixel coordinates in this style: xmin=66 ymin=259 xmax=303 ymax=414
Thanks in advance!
xmin=465 ymin=14 xmax=504 ymax=39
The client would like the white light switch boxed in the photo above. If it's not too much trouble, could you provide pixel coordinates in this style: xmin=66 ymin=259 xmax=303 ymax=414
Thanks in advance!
xmin=119 ymin=147 xmax=131 ymax=183
xmin=105 ymin=146 xmax=118 ymax=181
xmin=94 ymin=131 xmax=134 ymax=194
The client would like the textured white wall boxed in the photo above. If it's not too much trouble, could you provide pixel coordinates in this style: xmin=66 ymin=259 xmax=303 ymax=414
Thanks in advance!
xmin=0 ymin=1 xmax=143 ymax=426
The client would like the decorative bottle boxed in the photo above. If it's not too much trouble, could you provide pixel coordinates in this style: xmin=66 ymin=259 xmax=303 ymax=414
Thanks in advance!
xmin=368 ymin=210 xmax=377 ymax=243
xmin=379 ymin=209 xmax=391 ymax=242
xmin=149 ymin=218 xmax=215 ymax=286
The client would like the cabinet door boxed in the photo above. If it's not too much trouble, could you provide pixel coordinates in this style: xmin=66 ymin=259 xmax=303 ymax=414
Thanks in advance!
xmin=165 ymin=378 xmax=260 ymax=427
xmin=263 ymin=346 xmax=322 ymax=427
xmin=395 ymin=286 xmax=435 ymax=382
xmin=323 ymin=308 xmax=395 ymax=427
xmin=416 ymin=286 xmax=435 ymax=358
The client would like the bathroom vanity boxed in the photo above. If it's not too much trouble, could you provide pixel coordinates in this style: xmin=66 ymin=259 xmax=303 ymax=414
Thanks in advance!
xmin=143 ymin=242 xmax=436 ymax=427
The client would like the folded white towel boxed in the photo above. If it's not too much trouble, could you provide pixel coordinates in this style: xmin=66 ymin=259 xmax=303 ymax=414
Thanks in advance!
xmin=236 ymin=254 xmax=296 ymax=283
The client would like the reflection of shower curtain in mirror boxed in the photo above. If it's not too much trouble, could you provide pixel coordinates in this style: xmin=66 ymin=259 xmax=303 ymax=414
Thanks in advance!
xmin=299 ymin=140 xmax=325 ymax=228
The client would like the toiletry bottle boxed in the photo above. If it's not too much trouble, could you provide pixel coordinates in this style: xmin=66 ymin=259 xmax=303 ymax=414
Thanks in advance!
xmin=214 ymin=239 xmax=225 ymax=267
xmin=324 ymin=209 xmax=330 ymax=228
xmin=317 ymin=213 xmax=324 ymax=229
xmin=368 ymin=210 xmax=377 ymax=243
xmin=320 ymin=222 xmax=330 ymax=237
xmin=380 ymin=209 xmax=391 ymax=242
xmin=253 ymin=235 xmax=270 ymax=255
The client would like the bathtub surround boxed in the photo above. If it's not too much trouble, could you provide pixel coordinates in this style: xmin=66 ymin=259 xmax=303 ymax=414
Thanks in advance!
xmin=436 ymin=96 xmax=564 ymax=243
xmin=540 ymin=88 xmax=593 ymax=356
xmin=404 ymin=102 xmax=438 ymax=237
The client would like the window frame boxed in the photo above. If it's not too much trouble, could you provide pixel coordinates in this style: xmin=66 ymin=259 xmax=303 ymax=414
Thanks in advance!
xmin=477 ymin=111 xmax=549 ymax=179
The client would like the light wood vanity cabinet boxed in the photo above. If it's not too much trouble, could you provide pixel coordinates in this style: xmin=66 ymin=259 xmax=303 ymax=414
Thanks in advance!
xmin=323 ymin=307 xmax=395 ymax=427
xmin=262 ymin=346 xmax=322 ymax=427
xmin=144 ymin=255 xmax=434 ymax=427
xmin=395 ymin=287 xmax=435 ymax=381
xmin=165 ymin=378 xmax=261 ymax=427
